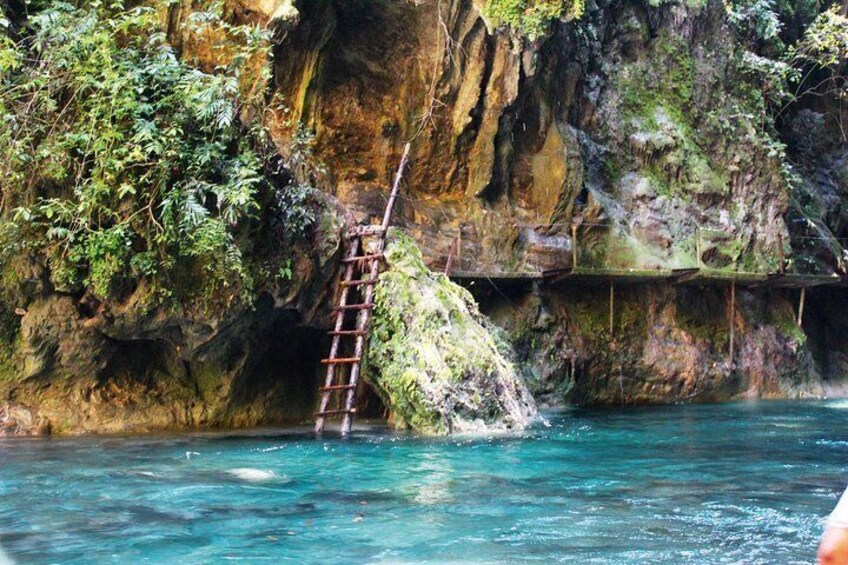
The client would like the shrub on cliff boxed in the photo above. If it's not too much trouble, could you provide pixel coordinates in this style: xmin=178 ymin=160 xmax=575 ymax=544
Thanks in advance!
xmin=479 ymin=0 xmax=583 ymax=39
xmin=0 ymin=1 xmax=311 ymax=307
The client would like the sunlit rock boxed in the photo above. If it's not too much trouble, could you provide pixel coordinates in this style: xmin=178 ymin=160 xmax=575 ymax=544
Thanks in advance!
xmin=366 ymin=231 xmax=537 ymax=434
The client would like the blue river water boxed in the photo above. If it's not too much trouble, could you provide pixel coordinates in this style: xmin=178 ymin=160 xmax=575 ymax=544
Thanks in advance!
xmin=2 ymin=401 xmax=848 ymax=564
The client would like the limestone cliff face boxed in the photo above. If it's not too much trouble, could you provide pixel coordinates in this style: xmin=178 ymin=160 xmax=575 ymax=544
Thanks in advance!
xmin=485 ymin=284 xmax=838 ymax=407
xmin=263 ymin=0 xmax=802 ymax=274
xmin=1 ymin=191 xmax=348 ymax=435
xmin=4 ymin=0 xmax=848 ymax=435
xmin=258 ymin=0 xmax=848 ymax=404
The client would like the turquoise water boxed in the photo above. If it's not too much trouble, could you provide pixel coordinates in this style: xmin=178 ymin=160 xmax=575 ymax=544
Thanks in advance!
xmin=1 ymin=401 xmax=847 ymax=564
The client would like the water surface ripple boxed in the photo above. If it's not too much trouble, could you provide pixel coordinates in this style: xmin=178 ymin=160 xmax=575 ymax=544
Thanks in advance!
xmin=2 ymin=401 xmax=847 ymax=564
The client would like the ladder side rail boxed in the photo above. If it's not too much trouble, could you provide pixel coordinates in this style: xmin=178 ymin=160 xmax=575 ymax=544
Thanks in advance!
xmin=315 ymin=238 xmax=361 ymax=433
xmin=340 ymin=253 xmax=384 ymax=434
xmin=380 ymin=142 xmax=412 ymax=230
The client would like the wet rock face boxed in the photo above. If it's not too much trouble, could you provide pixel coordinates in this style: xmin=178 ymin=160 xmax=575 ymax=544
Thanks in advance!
xmin=1 ymin=404 xmax=50 ymax=436
xmin=784 ymin=109 xmax=848 ymax=273
xmin=484 ymin=283 xmax=836 ymax=407
xmin=260 ymin=0 xmax=848 ymax=406
xmin=366 ymin=232 xmax=538 ymax=434
xmin=3 ymin=0 xmax=847 ymax=434
xmin=266 ymin=0 xmax=797 ymax=274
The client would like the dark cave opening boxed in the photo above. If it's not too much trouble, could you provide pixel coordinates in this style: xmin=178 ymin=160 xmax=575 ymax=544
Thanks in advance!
xmin=803 ymin=289 xmax=848 ymax=383
xmin=233 ymin=305 xmax=387 ymax=425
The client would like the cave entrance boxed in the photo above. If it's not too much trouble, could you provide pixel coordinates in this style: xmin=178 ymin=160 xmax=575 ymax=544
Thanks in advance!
xmin=237 ymin=307 xmax=386 ymax=426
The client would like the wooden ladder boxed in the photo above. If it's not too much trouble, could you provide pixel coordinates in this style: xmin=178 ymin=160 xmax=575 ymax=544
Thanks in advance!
xmin=314 ymin=143 xmax=411 ymax=435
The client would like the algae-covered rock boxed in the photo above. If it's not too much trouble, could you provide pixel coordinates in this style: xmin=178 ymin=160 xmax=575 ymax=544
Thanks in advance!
xmin=366 ymin=231 xmax=537 ymax=434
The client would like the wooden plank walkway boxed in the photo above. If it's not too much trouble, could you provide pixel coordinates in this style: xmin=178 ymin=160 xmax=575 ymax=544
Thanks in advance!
xmin=447 ymin=266 xmax=848 ymax=289
xmin=447 ymin=264 xmax=842 ymax=364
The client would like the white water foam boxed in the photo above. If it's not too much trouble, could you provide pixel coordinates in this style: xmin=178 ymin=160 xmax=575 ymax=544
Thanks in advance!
xmin=0 ymin=542 xmax=15 ymax=565
xmin=823 ymin=400 xmax=848 ymax=410
xmin=227 ymin=468 xmax=277 ymax=482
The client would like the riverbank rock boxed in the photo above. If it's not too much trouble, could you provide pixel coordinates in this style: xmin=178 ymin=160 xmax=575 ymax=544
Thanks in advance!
xmin=485 ymin=282 xmax=846 ymax=408
xmin=0 ymin=191 xmax=348 ymax=435
xmin=0 ymin=403 xmax=50 ymax=437
xmin=366 ymin=231 xmax=537 ymax=434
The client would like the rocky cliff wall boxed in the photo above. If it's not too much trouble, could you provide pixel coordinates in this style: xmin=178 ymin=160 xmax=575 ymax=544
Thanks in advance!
xmin=257 ymin=0 xmax=848 ymax=404
xmin=0 ymin=189 xmax=348 ymax=436
xmin=479 ymin=282 xmax=845 ymax=407
xmin=265 ymin=0 xmax=810 ymax=274
xmin=3 ymin=0 xmax=848 ymax=435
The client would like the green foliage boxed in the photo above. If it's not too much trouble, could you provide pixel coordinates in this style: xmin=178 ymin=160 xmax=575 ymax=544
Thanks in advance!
xmin=480 ymin=0 xmax=583 ymax=39
xmin=718 ymin=0 xmax=801 ymax=137
xmin=737 ymin=51 xmax=799 ymax=104
xmin=276 ymin=259 xmax=293 ymax=281
xmin=788 ymin=5 xmax=848 ymax=69
xmin=779 ymin=4 xmax=848 ymax=146
xmin=725 ymin=0 xmax=784 ymax=44
xmin=0 ymin=1 xmax=287 ymax=305
xmin=276 ymin=183 xmax=317 ymax=245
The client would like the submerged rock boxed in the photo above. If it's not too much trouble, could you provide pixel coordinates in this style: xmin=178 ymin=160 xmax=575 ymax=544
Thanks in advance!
xmin=366 ymin=231 xmax=537 ymax=434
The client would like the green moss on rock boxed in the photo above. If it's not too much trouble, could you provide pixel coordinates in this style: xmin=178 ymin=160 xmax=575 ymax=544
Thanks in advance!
xmin=365 ymin=231 xmax=537 ymax=434
xmin=478 ymin=0 xmax=583 ymax=39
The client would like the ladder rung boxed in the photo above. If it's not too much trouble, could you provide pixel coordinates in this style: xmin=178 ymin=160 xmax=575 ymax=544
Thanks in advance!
xmin=321 ymin=357 xmax=362 ymax=364
xmin=342 ymin=253 xmax=383 ymax=263
xmin=333 ymin=303 xmax=374 ymax=311
xmin=348 ymin=225 xmax=385 ymax=237
xmin=341 ymin=278 xmax=380 ymax=287
xmin=314 ymin=409 xmax=357 ymax=417
xmin=328 ymin=330 xmax=368 ymax=336
xmin=318 ymin=384 xmax=357 ymax=392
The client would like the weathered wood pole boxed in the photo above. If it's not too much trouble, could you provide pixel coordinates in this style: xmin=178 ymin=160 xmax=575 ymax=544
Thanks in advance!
xmin=457 ymin=226 xmax=462 ymax=271
xmin=444 ymin=237 xmax=457 ymax=275
xmin=695 ymin=227 xmax=702 ymax=269
xmin=379 ymin=142 xmax=411 ymax=230
xmin=609 ymin=282 xmax=615 ymax=336
xmin=728 ymin=281 xmax=736 ymax=364
xmin=572 ymin=223 xmax=578 ymax=268
xmin=797 ymin=286 xmax=806 ymax=327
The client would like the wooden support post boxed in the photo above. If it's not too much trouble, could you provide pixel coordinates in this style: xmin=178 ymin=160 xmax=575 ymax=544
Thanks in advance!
xmin=609 ymin=282 xmax=615 ymax=337
xmin=444 ymin=237 xmax=457 ymax=275
xmin=797 ymin=286 xmax=806 ymax=327
xmin=728 ymin=281 xmax=736 ymax=364
xmin=380 ymin=143 xmax=411 ymax=230
xmin=695 ymin=227 xmax=702 ymax=269
xmin=457 ymin=226 xmax=462 ymax=271
xmin=572 ymin=223 xmax=578 ymax=269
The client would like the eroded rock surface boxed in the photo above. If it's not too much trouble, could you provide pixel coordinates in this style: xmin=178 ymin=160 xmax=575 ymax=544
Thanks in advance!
xmin=366 ymin=232 xmax=537 ymax=434
xmin=0 ymin=192 xmax=347 ymax=435
xmin=263 ymin=0 xmax=801 ymax=275
xmin=484 ymin=283 xmax=841 ymax=408
xmin=3 ymin=0 xmax=848 ymax=434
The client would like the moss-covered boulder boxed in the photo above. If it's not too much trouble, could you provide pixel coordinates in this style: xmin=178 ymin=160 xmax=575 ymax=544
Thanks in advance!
xmin=366 ymin=231 xmax=537 ymax=434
